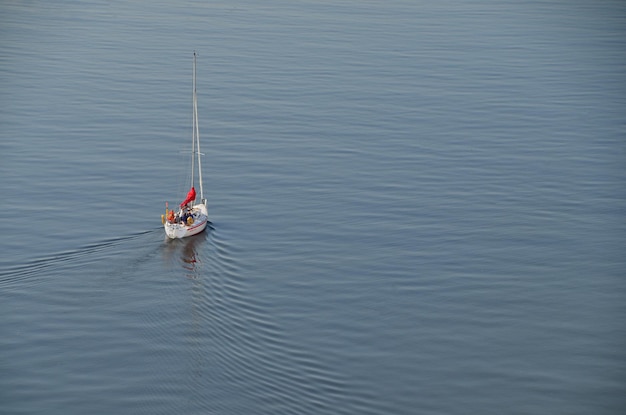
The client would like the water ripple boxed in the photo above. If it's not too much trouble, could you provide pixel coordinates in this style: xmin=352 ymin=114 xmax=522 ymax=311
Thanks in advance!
xmin=0 ymin=229 xmax=159 ymax=291
xmin=147 ymin=223 xmax=350 ymax=414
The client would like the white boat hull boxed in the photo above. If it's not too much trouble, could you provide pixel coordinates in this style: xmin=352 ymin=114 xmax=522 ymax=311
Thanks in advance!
xmin=164 ymin=203 xmax=208 ymax=239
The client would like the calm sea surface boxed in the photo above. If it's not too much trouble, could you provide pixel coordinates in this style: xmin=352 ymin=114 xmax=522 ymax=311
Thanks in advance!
xmin=1 ymin=1 xmax=625 ymax=414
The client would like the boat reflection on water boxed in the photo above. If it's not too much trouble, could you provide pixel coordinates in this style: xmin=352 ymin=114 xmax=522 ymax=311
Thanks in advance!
xmin=162 ymin=222 xmax=212 ymax=277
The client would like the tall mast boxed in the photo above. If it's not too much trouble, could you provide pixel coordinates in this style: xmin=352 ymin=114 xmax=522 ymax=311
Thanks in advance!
xmin=194 ymin=51 xmax=204 ymax=202
xmin=190 ymin=52 xmax=196 ymax=190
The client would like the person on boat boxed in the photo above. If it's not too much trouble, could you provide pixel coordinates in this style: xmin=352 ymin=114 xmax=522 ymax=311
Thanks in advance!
xmin=166 ymin=209 xmax=176 ymax=223
xmin=180 ymin=206 xmax=192 ymax=225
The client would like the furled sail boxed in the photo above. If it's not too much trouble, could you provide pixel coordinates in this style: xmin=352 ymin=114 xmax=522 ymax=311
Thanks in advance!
xmin=180 ymin=186 xmax=196 ymax=207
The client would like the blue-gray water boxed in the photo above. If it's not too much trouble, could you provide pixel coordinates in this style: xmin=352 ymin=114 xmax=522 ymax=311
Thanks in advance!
xmin=1 ymin=1 xmax=625 ymax=414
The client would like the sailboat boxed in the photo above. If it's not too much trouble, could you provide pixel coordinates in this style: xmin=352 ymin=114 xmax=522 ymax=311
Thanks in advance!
xmin=162 ymin=52 xmax=209 ymax=239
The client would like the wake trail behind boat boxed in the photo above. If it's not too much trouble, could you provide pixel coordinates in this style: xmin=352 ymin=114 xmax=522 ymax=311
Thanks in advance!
xmin=0 ymin=228 xmax=162 ymax=291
